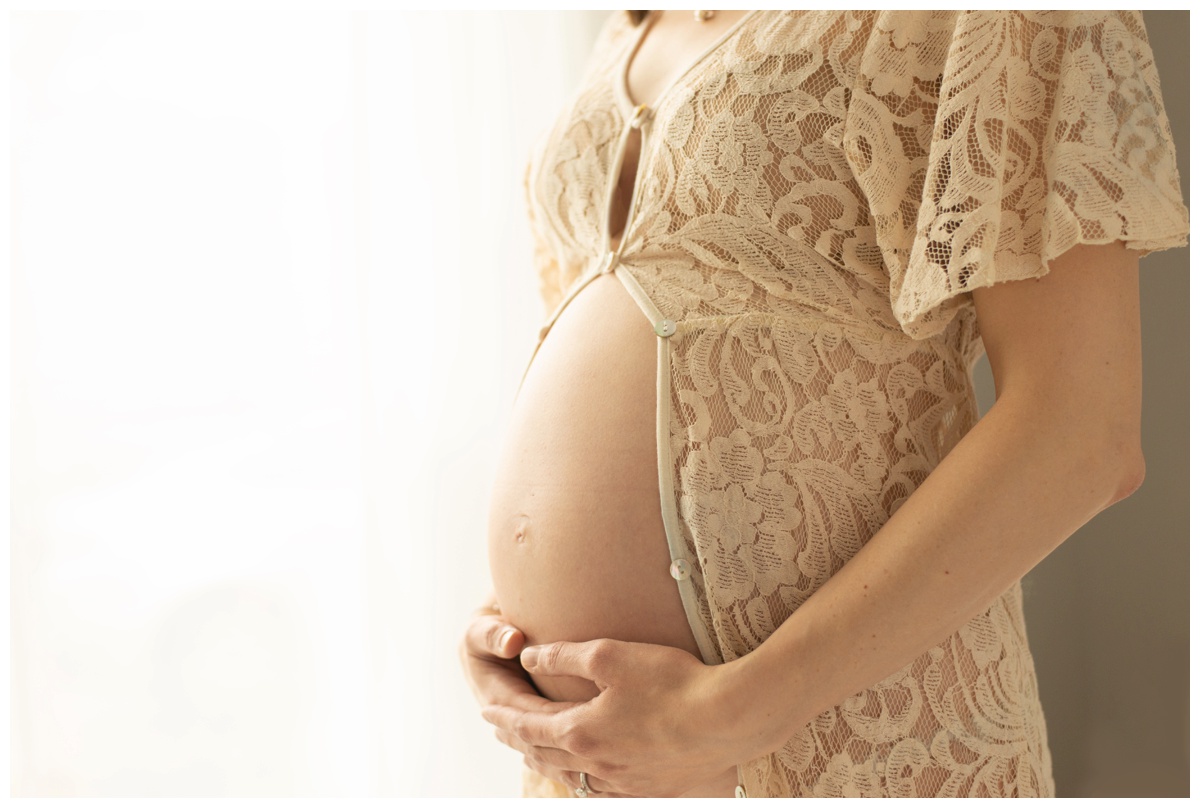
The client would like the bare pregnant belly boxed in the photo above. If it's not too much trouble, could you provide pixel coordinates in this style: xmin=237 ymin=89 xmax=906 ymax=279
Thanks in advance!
xmin=486 ymin=273 xmax=737 ymax=797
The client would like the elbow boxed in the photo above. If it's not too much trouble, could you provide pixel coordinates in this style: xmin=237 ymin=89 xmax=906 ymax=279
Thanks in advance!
xmin=1104 ymin=447 xmax=1146 ymax=509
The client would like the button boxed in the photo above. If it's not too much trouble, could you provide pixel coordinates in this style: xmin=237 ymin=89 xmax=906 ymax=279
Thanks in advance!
xmin=599 ymin=251 xmax=618 ymax=274
xmin=669 ymin=557 xmax=690 ymax=580
xmin=735 ymin=785 xmax=747 ymax=798
xmin=629 ymin=103 xmax=652 ymax=129
xmin=654 ymin=318 xmax=677 ymax=337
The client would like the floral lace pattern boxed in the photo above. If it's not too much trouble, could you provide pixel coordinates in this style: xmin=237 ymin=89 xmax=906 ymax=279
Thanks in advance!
xmin=517 ymin=10 xmax=1187 ymax=798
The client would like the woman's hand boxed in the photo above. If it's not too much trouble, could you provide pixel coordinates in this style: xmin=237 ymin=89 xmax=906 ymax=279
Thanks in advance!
xmin=457 ymin=597 xmax=549 ymax=714
xmin=480 ymin=638 xmax=759 ymax=798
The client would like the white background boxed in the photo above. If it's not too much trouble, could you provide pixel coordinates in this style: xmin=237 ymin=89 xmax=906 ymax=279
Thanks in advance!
xmin=12 ymin=8 xmax=1194 ymax=800
xmin=11 ymin=10 xmax=607 ymax=796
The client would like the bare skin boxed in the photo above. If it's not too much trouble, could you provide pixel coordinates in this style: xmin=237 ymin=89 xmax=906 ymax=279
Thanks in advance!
xmin=471 ymin=241 xmax=1148 ymax=796
xmin=470 ymin=11 xmax=756 ymax=798
xmin=464 ymin=8 xmax=1153 ymax=798
xmin=608 ymin=11 xmax=752 ymax=248
xmin=484 ymin=265 xmax=734 ymax=797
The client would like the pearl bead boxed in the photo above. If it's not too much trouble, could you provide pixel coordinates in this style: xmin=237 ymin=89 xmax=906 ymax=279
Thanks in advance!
xmin=669 ymin=558 xmax=690 ymax=580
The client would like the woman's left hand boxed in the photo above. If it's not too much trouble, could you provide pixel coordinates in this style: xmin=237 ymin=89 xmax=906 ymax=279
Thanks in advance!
xmin=480 ymin=638 xmax=755 ymax=798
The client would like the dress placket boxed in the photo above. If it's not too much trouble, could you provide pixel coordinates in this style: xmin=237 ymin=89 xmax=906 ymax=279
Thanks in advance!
xmin=513 ymin=12 xmax=762 ymax=796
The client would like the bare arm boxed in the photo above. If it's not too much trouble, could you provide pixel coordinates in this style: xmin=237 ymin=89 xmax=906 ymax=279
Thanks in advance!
xmin=717 ymin=240 xmax=1147 ymax=755
xmin=482 ymin=240 xmax=1150 ymax=797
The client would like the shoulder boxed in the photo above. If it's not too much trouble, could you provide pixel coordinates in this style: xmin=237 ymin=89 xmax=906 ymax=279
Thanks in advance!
xmin=857 ymin=10 xmax=1151 ymax=63
xmin=850 ymin=9 xmax=1159 ymax=104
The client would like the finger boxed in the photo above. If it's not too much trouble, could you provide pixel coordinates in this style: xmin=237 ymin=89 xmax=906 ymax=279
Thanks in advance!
xmin=566 ymin=770 xmax=626 ymax=798
xmin=521 ymin=738 xmax=609 ymax=787
xmin=495 ymin=726 xmax=526 ymax=753
xmin=496 ymin=727 xmax=593 ymax=778
xmin=472 ymin=595 xmax=501 ymax=616
xmin=498 ymin=691 xmax=574 ymax=714
xmin=520 ymin=638 xmax=620 ymax=685
xmin=520 ymin=756 xmax=575 ymax=797
xmin=472 ymin=669 xmax=578 ymax=714
xmin=465 ymin=612 xmax=526 ymax=659
xmin=520 ymin=754 xmax=625 ymax=799
xmin=564 ymin=770 xmax=624 ymax=798
xmin=481 ymin=702 xmax=581 ymax=749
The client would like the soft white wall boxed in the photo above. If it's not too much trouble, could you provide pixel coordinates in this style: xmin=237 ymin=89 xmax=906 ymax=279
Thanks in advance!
xmin=11 ymin=10 xmax=607 ymax=797
xmin=356 ymin=10 xmax=607 ymax=797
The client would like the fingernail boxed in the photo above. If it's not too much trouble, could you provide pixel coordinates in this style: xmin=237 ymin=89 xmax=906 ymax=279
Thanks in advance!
xmin=499 ymin=629 xmax=516 ymax=650
xmin=520 ymin=645 xmax=540 ymax=670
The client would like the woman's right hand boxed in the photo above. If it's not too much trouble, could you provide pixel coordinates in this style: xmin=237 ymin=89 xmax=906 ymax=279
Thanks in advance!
xmin=460 ymin=597 xmax=628 ymax=796
xmin=459 ymin=595 xmax=544 ymax=713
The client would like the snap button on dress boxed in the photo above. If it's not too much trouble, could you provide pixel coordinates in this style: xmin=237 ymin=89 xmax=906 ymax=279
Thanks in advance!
xmin=669 ymin=558 xmax=690 ymax=580
xmin=599 ymin=251 xmax=618 ymax=274
xmin=629 ymin=102 xmax=652 ymax=129
xmin=654 ymin=318 xmax=676 ymax=337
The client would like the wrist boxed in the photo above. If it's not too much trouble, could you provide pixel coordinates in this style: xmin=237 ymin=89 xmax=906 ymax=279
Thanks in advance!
xmin=709 ymin=644 xmax=819 ymax=763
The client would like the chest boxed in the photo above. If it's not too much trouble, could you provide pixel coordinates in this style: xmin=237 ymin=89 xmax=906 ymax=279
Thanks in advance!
xmin=624 ymin=11 xmax=753 ymax=111
xmin=531 ymin=11 xmax=876 ymax=267
xmin=606 ymin=12 xmax=758 ymax=248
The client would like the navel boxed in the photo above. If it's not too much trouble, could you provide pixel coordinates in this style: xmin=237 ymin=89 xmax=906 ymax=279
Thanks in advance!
xmin=511 ymin=513 xmax=534 ymax=544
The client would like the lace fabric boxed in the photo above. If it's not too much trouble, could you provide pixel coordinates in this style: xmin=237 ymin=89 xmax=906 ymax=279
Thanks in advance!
xmin=516 ymin=10 xmax=1187 ymax=798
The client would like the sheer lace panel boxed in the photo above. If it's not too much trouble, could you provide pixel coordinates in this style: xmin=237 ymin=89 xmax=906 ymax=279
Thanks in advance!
xmin=516 ymin=10 xmax=1187 ymax=797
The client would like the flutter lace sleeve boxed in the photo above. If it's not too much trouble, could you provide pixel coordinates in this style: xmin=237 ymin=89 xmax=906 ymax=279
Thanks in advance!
xmin=844 ymin=10 xmax=1190 ymax=341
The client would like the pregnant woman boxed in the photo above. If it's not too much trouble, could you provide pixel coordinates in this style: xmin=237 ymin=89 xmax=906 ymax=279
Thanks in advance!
xmin=461 ymin=10 xmax=1188 ymax=798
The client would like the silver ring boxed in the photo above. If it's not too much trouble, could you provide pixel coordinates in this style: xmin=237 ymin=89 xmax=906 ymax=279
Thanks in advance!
xmin=574 ymin=771 xmax=593 ymax=797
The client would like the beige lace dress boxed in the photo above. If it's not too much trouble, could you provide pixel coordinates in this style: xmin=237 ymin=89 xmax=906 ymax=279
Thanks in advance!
xmin=515 ymin=10 xmax=1189 ymax=798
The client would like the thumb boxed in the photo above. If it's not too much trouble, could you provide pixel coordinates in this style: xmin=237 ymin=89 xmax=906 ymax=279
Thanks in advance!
xmin=466 ymin=612 xmax=526 ymax=660
xmin=495 ymin=624 xmax=525 ymax=659
xmin=521 ymin=639 xmax=617 ymax=685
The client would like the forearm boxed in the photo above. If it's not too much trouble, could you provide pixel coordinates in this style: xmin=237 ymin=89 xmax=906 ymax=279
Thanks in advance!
xmin=716 ymin=393 xmax=1140 ymax=759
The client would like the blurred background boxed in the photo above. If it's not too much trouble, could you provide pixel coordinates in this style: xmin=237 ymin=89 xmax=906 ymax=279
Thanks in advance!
xmin=9 ymin=10 xmax=1190 ymax=797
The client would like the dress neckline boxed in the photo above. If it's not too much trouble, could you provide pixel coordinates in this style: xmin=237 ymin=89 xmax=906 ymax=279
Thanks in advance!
xmin=614 ymin=10 xmax=761 ymax=116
